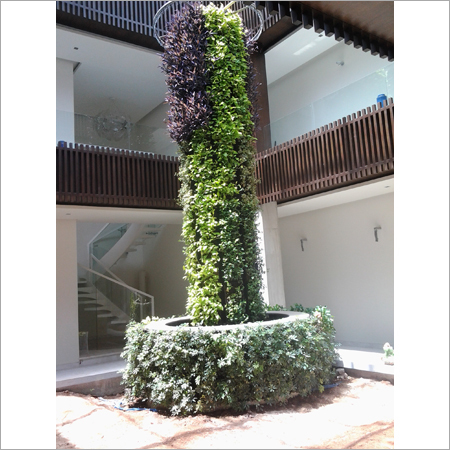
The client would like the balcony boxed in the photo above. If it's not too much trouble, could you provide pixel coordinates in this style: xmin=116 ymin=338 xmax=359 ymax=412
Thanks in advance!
xmin=256 ymin=98 xmax=394 ymax=204
xmin=56 ymin=100 xmax=394 ymax=209
xmin=56 ymin=144 xmax=180 ymax=209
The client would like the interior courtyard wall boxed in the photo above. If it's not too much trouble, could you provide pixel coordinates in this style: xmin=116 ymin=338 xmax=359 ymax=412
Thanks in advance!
xmin=278 ymin=193 xmax=394 ymax=348
xmin=111 ymin=244 xmax=146 ymax=289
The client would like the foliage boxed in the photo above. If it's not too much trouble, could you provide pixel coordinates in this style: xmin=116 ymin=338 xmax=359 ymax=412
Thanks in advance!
xmin=161 ymin=3 xmax=265 ymax=326
xmin=121 ymin=306 xmax=338 ymax=416
xmin=383 ymin=342 xmax=394 ymax=358
xmin=159 ymin=3 xmax=211 ymax=144
xmin=266 ymin=303 xmax=315 ymax=314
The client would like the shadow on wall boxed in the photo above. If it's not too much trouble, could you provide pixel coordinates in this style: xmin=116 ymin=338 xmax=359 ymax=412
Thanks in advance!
xmin=145 ymin=224 xmax=188 ymax=317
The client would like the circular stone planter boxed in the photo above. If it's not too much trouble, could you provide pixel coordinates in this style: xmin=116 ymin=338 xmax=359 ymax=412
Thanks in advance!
xmin=144 ymin=310 xmax=309 ymax=332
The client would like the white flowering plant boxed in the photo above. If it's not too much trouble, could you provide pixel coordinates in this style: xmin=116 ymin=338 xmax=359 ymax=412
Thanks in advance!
xmin=383 ymin=342 xmax=394 ymax=358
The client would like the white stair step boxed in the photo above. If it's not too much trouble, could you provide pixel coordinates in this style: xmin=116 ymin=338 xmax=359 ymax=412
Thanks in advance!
xmin=110 ymin=319 xmax=129 ymax=324
xmin=98 ymin=313 xmax=115 ymax=318
xmin=85 ymin=307 xmax=109 ymax=311
xmin=106 ymin=328 xmax=125 ymax=336
xmin=78 ymin=287 xmax=96 ymax=293
xmin=78 ymin=294 xmax=97 ymax=299
xmin=78 ymin=300 xmax=100 ymax=305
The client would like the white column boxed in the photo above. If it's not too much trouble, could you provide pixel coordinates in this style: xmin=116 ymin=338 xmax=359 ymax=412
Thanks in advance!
xmin=260 ymin=202 xmax=286 ymax=307
xmin=56 ymin=58 xmax=75 ymax=144
xmin=56 ymin=219 xmax=79 ymax=367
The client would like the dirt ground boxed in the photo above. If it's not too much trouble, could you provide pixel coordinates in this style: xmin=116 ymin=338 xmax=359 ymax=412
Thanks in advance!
xmin=56 ymin=376 xmax=394 ymax=449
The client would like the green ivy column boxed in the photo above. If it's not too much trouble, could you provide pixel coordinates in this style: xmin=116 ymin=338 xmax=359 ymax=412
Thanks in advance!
xmin=163 ymin=4 xmax=265 ymax=325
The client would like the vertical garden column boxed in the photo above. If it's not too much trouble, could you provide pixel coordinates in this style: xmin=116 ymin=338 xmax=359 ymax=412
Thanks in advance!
xmin=162 ymin=3 xmax=265 ymax=325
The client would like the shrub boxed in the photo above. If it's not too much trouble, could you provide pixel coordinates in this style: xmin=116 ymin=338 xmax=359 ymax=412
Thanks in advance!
xmin=121 ymin=307 xmax=338 ymax=415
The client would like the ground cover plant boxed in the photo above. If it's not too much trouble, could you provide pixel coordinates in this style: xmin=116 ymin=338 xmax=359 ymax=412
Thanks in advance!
xmin=161 ymin=2 xmax=264 ymax=326
xmin=121 ymin=306 xmax=338 ymax=415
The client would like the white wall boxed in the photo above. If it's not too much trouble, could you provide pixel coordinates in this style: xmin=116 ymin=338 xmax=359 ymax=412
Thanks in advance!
xmin=76 ymin=222 xmax=106 ymax=268
xmin=56 ymin=58 xmax=75 ymax=144
xmin=279 ymin=193 xmax=394 ymax=348
xmin=56 ymin=219 xmax=79 ymax=366
xmin=268 ymin=44 xmax=394 ymax=146
xmin=111 ymin=243 xmax=146 ymax=289
xmin=145 ymin=224 xmax=188 ymax=317
xmin=136 ymin=102 xmax=178 ymax=156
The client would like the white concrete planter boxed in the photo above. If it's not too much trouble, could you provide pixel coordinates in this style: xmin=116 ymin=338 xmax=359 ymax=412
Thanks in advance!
xmin=144 ymin=310 xmax=309 ymax=333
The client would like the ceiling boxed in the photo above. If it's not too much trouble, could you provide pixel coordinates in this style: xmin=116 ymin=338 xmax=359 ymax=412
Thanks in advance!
xmin=56 ymin=204 xmax=183 ymax=223
xmin=298 ymin=1 xmax=394 ymax=44
xmin=265 ymin=24 xmax=340 ymax=85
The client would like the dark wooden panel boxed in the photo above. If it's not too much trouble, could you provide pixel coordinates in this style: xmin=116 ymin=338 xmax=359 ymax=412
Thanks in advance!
xmin=255 ymin=100 xmax=394 ymax=205
xmin=56 ymin=144 xmax=180 ymax=210
xmin=299 ymin=1 xmax=394 ymax=44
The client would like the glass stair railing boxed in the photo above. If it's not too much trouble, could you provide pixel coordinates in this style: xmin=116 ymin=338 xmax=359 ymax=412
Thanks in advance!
xmin=90 ymin=223 xmax=128 ymax=263
xmin=77 ymin=262 xmax=154 ymax=357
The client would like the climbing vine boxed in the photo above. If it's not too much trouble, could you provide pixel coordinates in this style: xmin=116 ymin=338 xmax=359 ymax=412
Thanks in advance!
xmin=161 ymin=3 xmax=265 ymax=325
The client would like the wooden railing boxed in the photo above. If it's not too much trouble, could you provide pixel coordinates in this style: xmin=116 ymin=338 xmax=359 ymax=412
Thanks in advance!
xmin=57 ymin=1 xmax=164 ymax=36
xmin=56 ymin=144 xmax=180 ymax=209
xmin=255 ymin=99 xmax=394 ymax=204
xmin=56 ymin=101 xmax=394 ymax=209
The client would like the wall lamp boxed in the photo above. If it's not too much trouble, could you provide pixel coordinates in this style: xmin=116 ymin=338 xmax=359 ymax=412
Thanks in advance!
xmin=374 ymin=226 xmax=382 ymax=242
xmin=300 ymin=238 xmax=307 ymax=251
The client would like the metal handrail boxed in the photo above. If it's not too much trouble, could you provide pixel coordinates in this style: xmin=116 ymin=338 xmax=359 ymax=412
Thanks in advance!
xmin=90 ymin=254 xmax=126 ymax=284
xmin=78 ymin=263 xmax=155 ymax=317
xmin=153 ymin=1 xmax=263 ymax=47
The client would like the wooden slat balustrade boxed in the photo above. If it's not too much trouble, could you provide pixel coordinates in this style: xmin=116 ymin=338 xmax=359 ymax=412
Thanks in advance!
xmin=57 ymin=1 xmax=163 ymax=36
xmin=255 ymin=99 xmax=394 ymax=205
xmin=56 ymin=101 xmax=393 ymax=209
xmin=56 ymin=144 xmax=181 ymax=209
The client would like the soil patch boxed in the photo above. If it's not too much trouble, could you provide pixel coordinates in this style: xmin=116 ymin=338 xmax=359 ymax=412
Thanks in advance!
xmin=56 ymin=376 xmax=394 ymax=449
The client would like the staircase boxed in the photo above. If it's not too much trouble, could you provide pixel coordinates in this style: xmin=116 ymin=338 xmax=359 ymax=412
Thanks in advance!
xmin=92 ymin=224 xmax=163 ymax=268
xmin=117 ymin=224 xmax=163 ymax=262
xmin=78 ymin=277 xmax=131 ymax=341
xmin=78 ymin=223 xmax=161 ymax=349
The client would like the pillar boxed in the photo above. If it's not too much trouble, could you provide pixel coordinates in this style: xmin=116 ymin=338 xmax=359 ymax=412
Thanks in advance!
xmin=56 ymin=219 xmax=79 ymax=367
xmin=260 ymin=201 xmax=286 ymax=307
xmin=56 ymin=58 xmax=75 ymax=144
